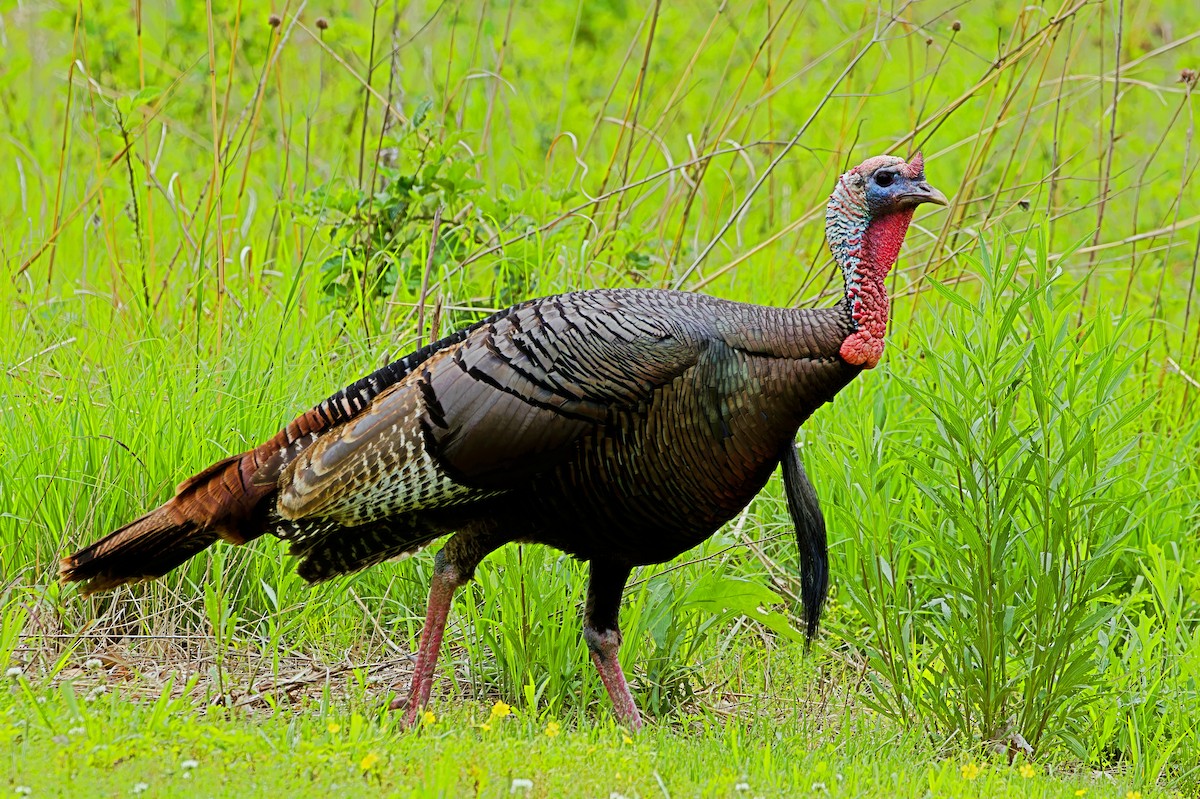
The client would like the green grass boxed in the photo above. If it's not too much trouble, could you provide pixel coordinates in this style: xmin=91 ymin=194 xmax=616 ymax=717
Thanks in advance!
xmin=2 ymin=0 xmax=1200 ymax=796
xmin=1 ymin=656 xmax=1142 ymax=799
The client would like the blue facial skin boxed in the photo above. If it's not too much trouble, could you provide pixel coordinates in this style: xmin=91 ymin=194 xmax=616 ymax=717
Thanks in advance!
xmin=864 ymin=168 xmax=947 ymax=214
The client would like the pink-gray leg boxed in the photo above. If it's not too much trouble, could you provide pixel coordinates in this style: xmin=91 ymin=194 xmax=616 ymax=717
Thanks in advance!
xmin=390 ymin=555 xmax=465 ymax=726
xmin=585 ymin=560 xmax=642 ymax=730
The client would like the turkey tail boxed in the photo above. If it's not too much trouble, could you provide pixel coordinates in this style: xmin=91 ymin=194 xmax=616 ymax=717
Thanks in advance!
xmin=60 ymin=448 xmax=280 ymax=594
xmin=781 ymin=442 xmax=829 ymax=643
xmin=60 ymin=297 xmax=578 ymax=596
xmin=59 ymin=503 xmax=218 ymax=595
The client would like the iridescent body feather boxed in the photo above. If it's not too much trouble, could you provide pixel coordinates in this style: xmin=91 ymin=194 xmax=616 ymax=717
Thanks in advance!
xmin=61 ymin=154 xmax=947 ymax=729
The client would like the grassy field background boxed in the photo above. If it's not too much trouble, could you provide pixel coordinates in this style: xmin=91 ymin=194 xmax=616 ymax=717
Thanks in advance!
xmin=2 ymin=0 xmax=1199 ymax=796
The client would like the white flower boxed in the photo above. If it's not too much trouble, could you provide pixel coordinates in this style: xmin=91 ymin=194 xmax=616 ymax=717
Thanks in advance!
xmin=68 ymin=727 xmax=85 ymax=736
xmin=132 ymin=784 xmax=149 ymax=794
xmin=84 ymin=658 xmax=103 ymax=670
xmin=510 ymin=778 xmax=533 ymax=793
xmin=181 ymin=759 xmax=199 ymax=770
xmin=811 ymin=782 xmax=828 ymax=792
xmin=5 ymin=667 xmax=22 ymax=678
xmin=15 ymin=788 xmax=32 ymax=796
xmin=735 ymin=784 xmax=750 ymax=792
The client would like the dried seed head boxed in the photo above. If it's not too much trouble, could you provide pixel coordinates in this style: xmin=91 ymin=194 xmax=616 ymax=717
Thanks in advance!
xmin=268 ymin=14 xmax=282 ymax=28
xmin=925 ymin=36 xmax=933 ymax=45
xmin=951 ymin=20 xmax=962 ymax=32
xmin=316 ymin=17 xmax=329 ymax=30
xmin=1180 ymin=68 xmax=1197 ymax=86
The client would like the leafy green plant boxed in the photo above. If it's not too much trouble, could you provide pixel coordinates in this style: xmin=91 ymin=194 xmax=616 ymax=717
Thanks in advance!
xmin=297 ymin=107 xmax=492 ymax=314
xmin=1089 ymin=544 xmax=1200 ymax=788
xmin=456 ymin=546 xmax=591 ymax=718
xmin=842 ymin=230 xmax=1151 ymax=754
xmin=634 ymin=567 xmax=803 ymax=717
xmin=0 ymin=598 xmax=29 ymax=673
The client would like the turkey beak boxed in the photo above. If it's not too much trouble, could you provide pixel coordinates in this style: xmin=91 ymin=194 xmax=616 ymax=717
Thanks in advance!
xmin=900 ymin=181 xmax=948 ymax=208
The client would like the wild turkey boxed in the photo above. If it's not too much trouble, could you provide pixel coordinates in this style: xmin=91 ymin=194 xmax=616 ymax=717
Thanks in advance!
xmin=61 ymin=153 xmax=946 ymax=729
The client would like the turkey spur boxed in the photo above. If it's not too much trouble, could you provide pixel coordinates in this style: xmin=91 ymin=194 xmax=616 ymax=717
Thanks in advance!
xmin=62 ymin=153 xmax=947 ymax=729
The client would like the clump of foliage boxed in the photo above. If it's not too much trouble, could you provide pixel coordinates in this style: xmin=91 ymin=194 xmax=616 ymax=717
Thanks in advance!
xmin=299 ymin=104 xmax=486 ymax=308
xmin=834 ymin=232 xmax=1199 ymax=782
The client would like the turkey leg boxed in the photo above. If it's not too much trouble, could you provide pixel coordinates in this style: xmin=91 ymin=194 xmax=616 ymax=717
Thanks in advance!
xmin=390 ymin=551 xmax=467 ymax=725
xmin=584 ymin=560 xmax=642 ymax=730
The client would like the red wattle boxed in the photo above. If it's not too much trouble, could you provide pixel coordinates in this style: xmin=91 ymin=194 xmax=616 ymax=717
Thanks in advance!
xmin=839 ymin=209 xmax=914 ymax=369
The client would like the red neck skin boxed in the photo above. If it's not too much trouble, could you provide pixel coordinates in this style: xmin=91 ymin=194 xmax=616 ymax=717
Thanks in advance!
xmin=838 ymin=209 xmax=914 ymax=368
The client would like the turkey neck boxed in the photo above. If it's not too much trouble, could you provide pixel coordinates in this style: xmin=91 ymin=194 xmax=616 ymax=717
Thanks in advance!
xmin=825 ymin=176 xmax=915 ymax=369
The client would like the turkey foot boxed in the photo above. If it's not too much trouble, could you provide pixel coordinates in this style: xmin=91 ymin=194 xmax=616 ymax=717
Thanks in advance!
xmin=585 ymin=626 xmax=642 ymax=730
xmin=584 ymin=559 xmax=642 ymax=729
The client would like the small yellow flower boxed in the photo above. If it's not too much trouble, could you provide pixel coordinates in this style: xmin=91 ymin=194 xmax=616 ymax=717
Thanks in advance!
xmin=421 ymin=710 xmax=437 ymax=726
xmin=1126 ymin=792 xmax=1142 ymax=799
xmin=491 ymin=700 xmax=512 ymax=718
xmin=1073 ymin=791 xmax=1086 ymax=797
xmin=960 ymin=762 xmax=981 ymax=781
xmin=544 ymin=720 xmax=561 ymax=738
xmin=480 ymin=722 xmax=492 ymax=731
xmin=360 ymin=752 xmax=380 ymax=771
xmin=326 ymin=721 xmax=340 ymax=734
xmin=1019 ymin=763 xmax=1035 ymax=779
xmin=622 ymin=734 xmax=633 ymax=745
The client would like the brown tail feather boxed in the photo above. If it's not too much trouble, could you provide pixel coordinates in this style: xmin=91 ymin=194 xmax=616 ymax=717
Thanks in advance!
xmin=59 ymin=503 xmax=219 ymax=595
xmin=62 ymin=448 xmax=280 ymax=594
xmin=60 ymin=397 xmax=346 ymax=593
xmin=60 ymin=319 xmax=493 ymax=594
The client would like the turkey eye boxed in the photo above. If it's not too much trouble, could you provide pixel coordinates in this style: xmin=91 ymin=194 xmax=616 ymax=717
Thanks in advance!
xmin=874 ymin=171 xmax=894 ymax=187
